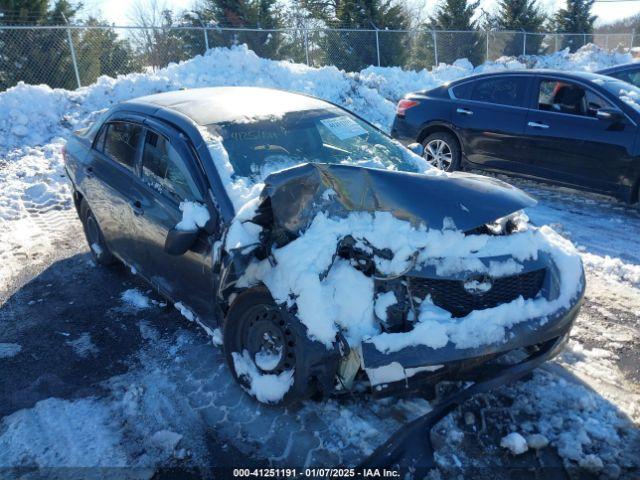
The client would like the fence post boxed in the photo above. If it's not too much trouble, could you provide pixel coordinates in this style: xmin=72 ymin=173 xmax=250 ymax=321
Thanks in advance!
xmin=62 ymin=14 xmax=81 ymax=89
xmin=304 ymin=29 xmax=310 ymax=66
xmin=432 ymin=30 xmax=438 ymax=67
xmin=486 ymin=30 xmax=489 ymax=61
xmin=632 ymin=29 xmax=636 ymax=50
xmin=202 ymin=26 xmax=209 ymax=52
xmin=522 ymin=30 xmax=526 ymax=55
xmin=374 ymin=28 xmax=381 ymax=67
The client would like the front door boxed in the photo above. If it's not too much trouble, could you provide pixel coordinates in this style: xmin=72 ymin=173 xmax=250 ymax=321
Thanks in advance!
xmin=129 ymin=122 xmax=216 ymax=318
xmin=522 ymin=77 xmax=638 ymax=192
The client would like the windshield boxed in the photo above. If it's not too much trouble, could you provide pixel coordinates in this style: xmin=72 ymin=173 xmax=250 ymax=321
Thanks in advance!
xmin=206 ymin=107 xmax=420 ymax=180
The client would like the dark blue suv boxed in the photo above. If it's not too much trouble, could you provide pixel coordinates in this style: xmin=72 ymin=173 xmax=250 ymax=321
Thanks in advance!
xmin=391 ymin=70 xmax=640 ymax=204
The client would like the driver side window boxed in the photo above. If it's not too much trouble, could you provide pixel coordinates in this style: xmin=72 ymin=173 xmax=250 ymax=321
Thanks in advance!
xmin=538 ymin=80 xmax=611 ymax=118
xmin=141 ymin=130 xmax=201 ymax=202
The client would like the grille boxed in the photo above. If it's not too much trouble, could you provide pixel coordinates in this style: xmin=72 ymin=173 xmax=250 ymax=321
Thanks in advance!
xmin=409 ymin=269 xmax=546 ymax=318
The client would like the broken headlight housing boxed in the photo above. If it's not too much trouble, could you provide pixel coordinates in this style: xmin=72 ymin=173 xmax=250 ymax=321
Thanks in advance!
xmin=468 ymin=210 xmax=530 ymax=236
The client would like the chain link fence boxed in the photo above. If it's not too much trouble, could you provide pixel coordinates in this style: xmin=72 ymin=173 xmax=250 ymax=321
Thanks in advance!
xmin=0 ymin=25 xmax=637 ymax=91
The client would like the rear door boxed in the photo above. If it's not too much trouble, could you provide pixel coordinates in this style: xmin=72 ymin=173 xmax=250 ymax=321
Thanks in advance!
xmin=451 ymin=75 xmax=532 ymax=172
xmin=129 ymin=120 xmax=217 ymax=318
xmin=81 ymin=119 xmax=143 ymax=266
xmin=522 ymin=76 xmax=638 ymax=191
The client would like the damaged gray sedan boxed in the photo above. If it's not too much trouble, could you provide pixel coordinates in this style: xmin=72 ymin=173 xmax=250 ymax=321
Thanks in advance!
xmin=64 ymin=87 xmax=585 ymax=414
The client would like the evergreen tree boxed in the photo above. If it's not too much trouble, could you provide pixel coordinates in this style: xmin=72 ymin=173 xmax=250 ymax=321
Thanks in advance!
xmin=430 ymin=0 xmax=482 ymax=65
xmin=554 ymin=0 xmax=596 ymax=51
xmin=312 ymin=0 xmax=410 ymax=70
xmin=0 ymin=0 xmax=82 ymax=89
xmin=76 ymin=17 xmax=139 ymax=84
xmin=490 ymin=0 xmax=546 ymax=55
xmin=195 ymin=0 xmax=284 ymax=58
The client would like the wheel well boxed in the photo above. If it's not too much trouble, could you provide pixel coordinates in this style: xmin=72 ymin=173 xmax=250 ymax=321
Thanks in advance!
xmin=417 ymin=125 xmax=459 ymax=148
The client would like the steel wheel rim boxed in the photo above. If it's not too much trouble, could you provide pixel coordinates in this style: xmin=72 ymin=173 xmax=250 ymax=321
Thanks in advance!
xmin=241 ymin=304 xmax=295 ymax=375
xmin=424 ymin=139 xmax=453 ymax=171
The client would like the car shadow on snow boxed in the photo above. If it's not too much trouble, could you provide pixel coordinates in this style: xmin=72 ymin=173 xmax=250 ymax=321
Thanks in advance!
xmin=0 ymin=252 xmax=638 ymax=479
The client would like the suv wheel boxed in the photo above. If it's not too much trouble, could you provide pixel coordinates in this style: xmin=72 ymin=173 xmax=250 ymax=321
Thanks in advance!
xmin=223 ymin=286 xmax=324 ymax=405
xmin=422 ymin=132 xmax=461 ymax=172
xmin=79 ymin=199 xmax=116 ymax=266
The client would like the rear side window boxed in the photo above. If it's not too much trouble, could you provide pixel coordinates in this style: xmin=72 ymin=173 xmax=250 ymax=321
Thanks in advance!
xmin=609 ymin=70 xmax=640 ymax=88
xmin=471 ymin=77 xmax=528 ymax=107
xmin=103 ymin=121 xmax=142 ymax=169
xmin=142 ymin=130 xmax=200 ymax=201
xmin=451 ymin=82 xmax=473 ymax=99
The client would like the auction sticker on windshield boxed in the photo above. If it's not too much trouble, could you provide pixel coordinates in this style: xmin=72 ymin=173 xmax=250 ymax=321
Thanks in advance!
xmin=320 ymin=116 xmax=367 ymax=140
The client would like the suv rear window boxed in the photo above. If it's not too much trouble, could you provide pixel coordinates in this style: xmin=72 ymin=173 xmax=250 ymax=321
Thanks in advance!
xmin=471 ymin=77 xmax=528 ymax=107
xmin=103 ymin=121 xmax=142 ymax=169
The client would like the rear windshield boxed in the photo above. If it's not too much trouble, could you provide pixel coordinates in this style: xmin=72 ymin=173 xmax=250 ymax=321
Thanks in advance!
xmin=205 ymin=108 xmax=419 ymax=179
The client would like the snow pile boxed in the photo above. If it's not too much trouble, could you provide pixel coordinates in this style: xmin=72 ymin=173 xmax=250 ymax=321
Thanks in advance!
xmin=508 ymin=369 xmax=637 ymax=474
xmin=121 ymin=289 xmax=151 ymax=309
xmin=357 ymin=44 xmax=634 ymax=103
xmin=231 ymin=350 xmax=294 ymax=403
xmin=176 ymin=201 xmax=210 ymax=231
xmin=0 ymin=397 xmax=128 ymax=467
xmin=0 ymin=43 xmax=632 ymax=156
xmin=500 ymin=432 xmax=528 ymax=455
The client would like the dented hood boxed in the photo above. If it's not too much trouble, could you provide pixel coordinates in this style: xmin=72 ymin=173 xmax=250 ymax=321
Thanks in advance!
xmin=260 ymin=163 xmax=536 ymax=234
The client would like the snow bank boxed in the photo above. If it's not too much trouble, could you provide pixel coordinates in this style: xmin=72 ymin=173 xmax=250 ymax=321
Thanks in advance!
xmin=0 ymin=43 xmax=632 ymax=156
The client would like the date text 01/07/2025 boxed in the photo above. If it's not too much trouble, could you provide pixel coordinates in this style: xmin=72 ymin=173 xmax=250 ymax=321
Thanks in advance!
xmin=232 ymin=468 xmax=401 ymax=478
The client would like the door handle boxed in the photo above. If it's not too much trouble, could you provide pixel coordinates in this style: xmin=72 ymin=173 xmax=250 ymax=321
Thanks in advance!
xmin=527 ymin=121 xmax=549 ymax=129
xmin=131 ymin=200 xmax=144 ymax=216
xmin=456 ymin=107 xmax=473 ymax=115
xmin=85 ymin=166 xmax=94 ymax=177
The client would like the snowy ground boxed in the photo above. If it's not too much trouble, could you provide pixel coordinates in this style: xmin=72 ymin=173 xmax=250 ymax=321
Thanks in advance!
xmin=0 ymin=45 xmax=639 ymax=477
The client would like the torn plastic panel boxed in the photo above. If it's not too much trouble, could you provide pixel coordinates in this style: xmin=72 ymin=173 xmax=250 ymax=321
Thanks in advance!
xmin=359 ymin=332 xmax=572 ymax=471
xmin=257 ymin=162 xmax=536 ymax=236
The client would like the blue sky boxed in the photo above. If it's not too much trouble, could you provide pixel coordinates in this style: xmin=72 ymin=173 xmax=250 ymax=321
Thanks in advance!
xmin=81 ymin=0 xmax=640 ymax=28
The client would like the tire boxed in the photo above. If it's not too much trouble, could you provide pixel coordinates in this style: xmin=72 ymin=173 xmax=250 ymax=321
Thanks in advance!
xmin=223 ymin=286 xmax=332 ymax=405
xmin=421 ymin=131 xmax=461 ymax=172
xmin=79 ymin=198 xmax=117 ymax=266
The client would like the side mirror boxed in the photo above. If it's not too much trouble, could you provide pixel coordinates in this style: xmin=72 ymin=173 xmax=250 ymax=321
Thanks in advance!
xmin=408 ymin=142 xmax=424 ymax=156
xmin=164 ymin=227 xmax=198 ymax=255
xmin=596 ymin=107 xmax=624 ymax=123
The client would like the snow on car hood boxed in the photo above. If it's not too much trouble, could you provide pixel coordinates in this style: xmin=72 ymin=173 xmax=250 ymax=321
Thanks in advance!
xmin=259 ymin=163 xmax=537 ymax=235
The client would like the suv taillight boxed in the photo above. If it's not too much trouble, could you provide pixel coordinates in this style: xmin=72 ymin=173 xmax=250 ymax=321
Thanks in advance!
xmin=396 ymin=99 xmax=419 ymax=117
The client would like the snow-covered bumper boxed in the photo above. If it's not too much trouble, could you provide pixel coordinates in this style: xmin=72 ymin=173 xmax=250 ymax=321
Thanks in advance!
xmin=360 ymin=251 xmax=585 ymax=391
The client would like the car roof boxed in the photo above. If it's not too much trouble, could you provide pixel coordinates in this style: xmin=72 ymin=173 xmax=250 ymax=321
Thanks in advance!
xmin=124 ymin=86 xmax=331 ymax=125
xmin=597 ymin=62 xmax=640 ymax=75
xmin=448 ymin=69 xmax=615 ymax=85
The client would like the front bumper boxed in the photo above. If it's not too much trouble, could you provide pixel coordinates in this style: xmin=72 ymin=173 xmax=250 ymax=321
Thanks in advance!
xmin=360 ymin=252 xmax=585 ymax=392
